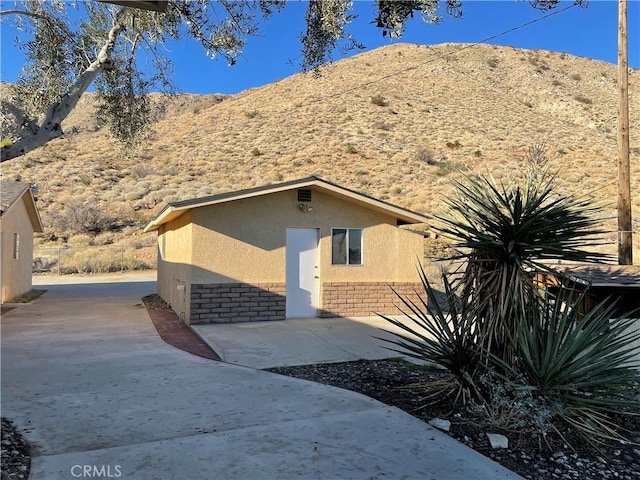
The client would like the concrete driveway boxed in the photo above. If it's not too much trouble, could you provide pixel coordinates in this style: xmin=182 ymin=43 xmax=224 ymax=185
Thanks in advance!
xmin=1 ymin=275 xmax=521 ymax=480
xmin=193 ymin=316 xmax=422 ymax=369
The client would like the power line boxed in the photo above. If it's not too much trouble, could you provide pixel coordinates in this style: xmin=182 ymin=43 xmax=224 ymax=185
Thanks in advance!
xmin=260 ymin=2 xmax=580 ymax=113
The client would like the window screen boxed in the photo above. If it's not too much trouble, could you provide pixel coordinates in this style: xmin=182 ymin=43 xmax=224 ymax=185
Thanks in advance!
xmin=331 ymin=228 xmax=362 ymax=265
xmin=332 ymin=229 xmax=347 ymax=265
xmin=348 ymin=229 xmax=362 ymax=265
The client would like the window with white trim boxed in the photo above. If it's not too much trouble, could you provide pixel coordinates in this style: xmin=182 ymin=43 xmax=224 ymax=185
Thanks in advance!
xmin=331 ymin=228 xmax=363 ymax=265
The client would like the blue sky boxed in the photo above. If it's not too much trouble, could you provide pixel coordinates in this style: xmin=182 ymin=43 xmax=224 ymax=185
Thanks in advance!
xmin=1 ymin=0 xmax=639 ymax=95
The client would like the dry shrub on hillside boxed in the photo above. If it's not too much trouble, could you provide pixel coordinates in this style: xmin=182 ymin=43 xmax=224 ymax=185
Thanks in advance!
xmin=370 ymin=94 xmax=388 ymax=106
xmin=1 ymin=44 xmax=637 ymax=260
xmin=55 ymin=201 xmax=113 ymax=235
xmin=415 ymin=147 xmax=438 ymax=165
xmin=130 ymin=163 xmax=155 ymax=179
xmin=91 ymin=231 xmax=117 ymax=245
xmin=61 ymin=248 xmax=152 ymax=274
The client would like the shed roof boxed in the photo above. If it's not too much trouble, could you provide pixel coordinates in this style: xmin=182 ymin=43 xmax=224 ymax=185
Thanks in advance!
xmin=144 ymin=176 xmax=430 ymax=233
xmin=566 ymin=264 xmax=640 ymax=288
xmin=0 ymin=181 xmax=43 ymax=232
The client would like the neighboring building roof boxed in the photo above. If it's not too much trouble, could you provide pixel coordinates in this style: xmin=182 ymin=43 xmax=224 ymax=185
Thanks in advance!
xmin=144 ymin=176 xmax=430 ymax=233
xmin=565 ymin=264 xmax=640 ymax=288
xmin=0 ymin=181 xmax=44 ymax=232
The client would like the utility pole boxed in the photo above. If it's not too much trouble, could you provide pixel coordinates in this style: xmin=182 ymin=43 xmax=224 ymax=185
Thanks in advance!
xmin=617 ymin=0 xmax=632 ymax=265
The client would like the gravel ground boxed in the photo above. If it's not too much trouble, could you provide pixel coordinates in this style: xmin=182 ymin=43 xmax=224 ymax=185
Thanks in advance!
xmin=1 ymin=418 xmax=30 ymax=480
xmin=267 ymin=359 xmax=640 ymax=480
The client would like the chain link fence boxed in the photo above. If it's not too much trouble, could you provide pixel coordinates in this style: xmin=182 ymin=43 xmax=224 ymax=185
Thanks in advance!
xmin=33 ymin=244 xmax=156 ymax=276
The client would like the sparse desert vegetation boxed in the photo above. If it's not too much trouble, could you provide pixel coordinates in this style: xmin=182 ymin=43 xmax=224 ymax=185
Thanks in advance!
xmin=1 ymin=43 xmax=638 ymax=263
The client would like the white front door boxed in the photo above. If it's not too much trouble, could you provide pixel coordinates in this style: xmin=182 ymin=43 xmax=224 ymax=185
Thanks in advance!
xmin=286 ymin=228 xmax=319 ymax=318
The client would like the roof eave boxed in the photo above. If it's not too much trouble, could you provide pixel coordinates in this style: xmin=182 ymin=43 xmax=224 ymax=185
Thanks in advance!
xmin=26 ymin=188 xmax=44 ymax=233
xmin=1 ymin=186 xmax=43 ymax=232
xmin=144 ymin=205 xmax=178 ymax=232
xmin=143 ymin=176 xmax=429 ymax=232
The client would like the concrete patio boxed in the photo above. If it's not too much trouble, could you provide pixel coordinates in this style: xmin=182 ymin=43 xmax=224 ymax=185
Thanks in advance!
xmin=192 ymin=315 xmax=421 ymax=369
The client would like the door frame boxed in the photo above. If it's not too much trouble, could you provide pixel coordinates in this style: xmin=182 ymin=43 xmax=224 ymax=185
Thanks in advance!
xmin=285 ymin=228 xmax=320 ymax=318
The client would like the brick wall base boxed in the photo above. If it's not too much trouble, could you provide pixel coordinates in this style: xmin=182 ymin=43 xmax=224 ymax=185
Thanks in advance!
xmin=320 ymin=282 xmax=423 ymax=317
xmin=190 ymin=283 xmax=286 ymax=324
xmin=190 ymin=281 xmax=424 ymax=323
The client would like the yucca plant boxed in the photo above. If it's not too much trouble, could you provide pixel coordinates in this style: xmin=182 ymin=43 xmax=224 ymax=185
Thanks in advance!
xmin=377 ymin=267 xmax=481 ymax=406
xmin=491 ymin=285 xmax=640 ymax=446
xmin=378 ymin=165 xmax=638 ymax=446
xmin=434 ymin=171 xmax=609 ymax=364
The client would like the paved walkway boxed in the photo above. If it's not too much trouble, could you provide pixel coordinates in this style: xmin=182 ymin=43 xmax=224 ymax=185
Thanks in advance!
xmin=146 ymin=303 xmax=221 ymax=360
xmin=2 ymin=275 xmax=522 ymax=479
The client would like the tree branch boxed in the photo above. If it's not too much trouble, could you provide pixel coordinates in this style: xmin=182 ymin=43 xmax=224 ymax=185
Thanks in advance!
xmin=1 ymin=14 xmax=126 ymax=162
xmin=0 ymin=9 xmax=51 ymax=20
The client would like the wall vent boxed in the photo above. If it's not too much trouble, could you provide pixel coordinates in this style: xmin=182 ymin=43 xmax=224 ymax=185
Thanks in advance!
xmin=297 ymin=189 xmax=312 ymax=202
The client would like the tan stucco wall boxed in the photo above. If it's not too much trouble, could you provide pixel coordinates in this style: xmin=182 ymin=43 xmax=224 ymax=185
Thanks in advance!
xmin=156 ymin=211 xmax=193 ymax=321
xmin=0 ymin=197 xmax=35 ymax=302
xmin=323 ymin=222 xmax=423 ymax=283
xmin=190 ymin=188 xmax=423 ymax=285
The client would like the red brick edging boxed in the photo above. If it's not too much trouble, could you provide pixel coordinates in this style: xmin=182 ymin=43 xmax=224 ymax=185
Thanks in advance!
xmin=145 ymin=306 xmax=221 ymax=361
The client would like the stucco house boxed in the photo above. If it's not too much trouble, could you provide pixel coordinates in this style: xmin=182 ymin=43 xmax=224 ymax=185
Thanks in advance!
xmin=144 ymin=177 xmax=429 ymax=324
xmin=0 ymin=181 xmax=43 ymax=303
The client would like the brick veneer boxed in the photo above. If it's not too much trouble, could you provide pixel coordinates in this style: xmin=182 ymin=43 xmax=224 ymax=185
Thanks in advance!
xmin=190 ymin=283 xmax=286 ymax=324
xmin=320 ymin=282 xmax=424 ymax=317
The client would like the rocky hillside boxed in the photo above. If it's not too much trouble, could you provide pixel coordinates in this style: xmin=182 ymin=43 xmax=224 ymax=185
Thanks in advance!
xmin=2 ymin=43 xmax=639 ymax=261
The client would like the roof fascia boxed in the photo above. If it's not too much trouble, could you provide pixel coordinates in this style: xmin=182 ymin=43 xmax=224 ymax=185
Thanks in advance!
xmin=24 ymin=188 xmax=44 ymax=232
xmin=143 ymin=179 xmax=318 ymax=232
xmin=143 ymin=177 xmax=429 ymax=232
xmin=1 ymin=186 xmax=43 ymax=232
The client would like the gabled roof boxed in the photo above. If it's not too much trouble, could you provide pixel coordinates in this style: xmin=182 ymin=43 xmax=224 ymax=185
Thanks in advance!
xmin=0 ymin=181 xmax=43 ymax=232
xmin=144 ymin=176 xmax=429 ymax=233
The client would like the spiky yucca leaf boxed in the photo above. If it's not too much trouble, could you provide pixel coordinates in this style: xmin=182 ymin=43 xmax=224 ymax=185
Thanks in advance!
xmin=377 ymin=266 xmax=480 ymax=380
xmin=434 ymin=173 xmax=609 ymax=268
xmin=491 ymin=285 xmax=640 ymax=444
xmin=434 ymin=172 xmax=610 ymax=364
xmin=513 ymin=287 xmax=639 ymax=407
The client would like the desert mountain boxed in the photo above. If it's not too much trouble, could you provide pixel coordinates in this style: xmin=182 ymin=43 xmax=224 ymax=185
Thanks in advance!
xmin=1 ymin=43 xmax=638 ymax=259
